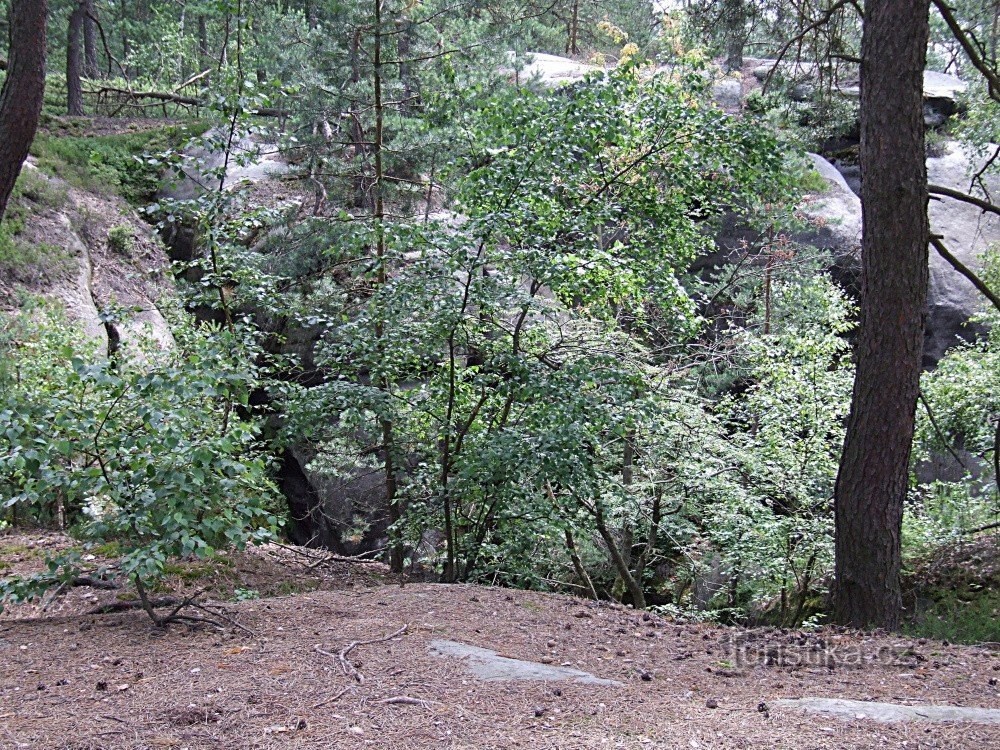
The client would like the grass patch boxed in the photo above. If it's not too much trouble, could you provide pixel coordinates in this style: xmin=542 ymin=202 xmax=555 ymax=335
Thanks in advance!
xmin=795 ymin=164 xmax=829 ymax=194
xmin=29 ymin=123 xmax=208 ymax=206
xmin=904 ymin=591 xmax=1000 ymax=644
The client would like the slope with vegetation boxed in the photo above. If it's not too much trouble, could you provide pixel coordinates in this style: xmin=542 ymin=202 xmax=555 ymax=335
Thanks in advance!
xmin=1 ymin=0 xmax=999 ymax=674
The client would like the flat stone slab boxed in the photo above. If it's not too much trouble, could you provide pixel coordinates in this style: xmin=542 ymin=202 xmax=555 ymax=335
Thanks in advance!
xmin=776 ymin=698 xmax=1000 ymax=724
xmin=429 ymin=639 xmax=619 ymax=685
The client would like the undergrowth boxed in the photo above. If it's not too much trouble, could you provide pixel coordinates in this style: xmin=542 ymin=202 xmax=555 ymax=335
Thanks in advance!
xmin=29 ymin=122 xmax=208 ymax=206
xmin=0 ymin=170 xmax=71 ymax=277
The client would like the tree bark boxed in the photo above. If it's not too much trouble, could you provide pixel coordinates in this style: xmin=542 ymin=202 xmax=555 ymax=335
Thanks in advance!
xmin=833 ymin=0 xmax=930 ymax=630
xmin=198 ymin=14 xmax=208 ymax=65
xmin=83 ymin=0 xmax=98 ymax=78
xmin=67 ymin=1 xmax=85 ymax=115
xmin=722 ymin=0 xmax=746 ymax=72
xmin=0 ymin=0 xmax=47 ymax=224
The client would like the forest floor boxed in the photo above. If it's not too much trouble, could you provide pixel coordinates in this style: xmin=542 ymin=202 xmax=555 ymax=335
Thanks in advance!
xmin=2 ymin=535 xmax=1000 ymax=749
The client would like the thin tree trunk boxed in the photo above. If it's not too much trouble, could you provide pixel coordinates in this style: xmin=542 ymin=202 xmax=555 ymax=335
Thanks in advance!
xmin=83 ymin=0 xmax=98 ymax=77
xmin=564 ymin=528 xmax=598 ymax=600
xmin=0 ymin=0 xmax=47 ymax=224
xmin=371 ymin=0 xmax=403 ymax=574
xmin=198 ymin=14 xmax=208 ymax=65
xmin=67 ymin=1 xmax=85 ymax=115
xmin=833 ymin=0 xmax=930 ymax=631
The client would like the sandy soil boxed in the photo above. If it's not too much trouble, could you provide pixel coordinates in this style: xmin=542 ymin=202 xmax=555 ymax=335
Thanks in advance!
xmin=3 ymin=579 xmax=1000 ymax=750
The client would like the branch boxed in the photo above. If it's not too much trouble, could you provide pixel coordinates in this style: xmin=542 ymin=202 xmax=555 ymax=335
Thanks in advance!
xmin=918 ymin=392 xmax=970 ymax=471
xmin=315 ymin=624 xmax=408 ymax=685
xmin=83 ymin=84 xmax=284 ymax=117
xmin=928 ymin=183 xmax=1000 ymax=218
xmin=930 ymin=235 xmax=1000 ymax=313
xmin=932 ymin=0 xmax=1000 ymax=101
xmin=962 ymin=520 xmax=1000 ymax=534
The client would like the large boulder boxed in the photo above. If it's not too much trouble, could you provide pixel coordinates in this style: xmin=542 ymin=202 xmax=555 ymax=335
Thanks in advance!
xmin=925 ymin=143 xmax=1000 ymax=363
xmin=714 ymin=145 xmax=998 ymax=366
xmin=750 ymin=60 xmax=966 ymax=124
xmin=503 ymin=51 xmax=603 ymax=87
xmin=161 ymin=127 xmax=290 ymax=202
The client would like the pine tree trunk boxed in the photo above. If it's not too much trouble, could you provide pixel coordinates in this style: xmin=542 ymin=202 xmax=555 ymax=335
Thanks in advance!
xmin=83 ymin=0 xmax=98 ymax=78
xmin=67 ymin=1 xmax=85 ymax=115
xmin=0 ymin=0 xmax=47 ymax=224
xmin=722 ymin=0 xmax=746 ymax=72
xmin=833 ymin=0 xmax=930 ymax=631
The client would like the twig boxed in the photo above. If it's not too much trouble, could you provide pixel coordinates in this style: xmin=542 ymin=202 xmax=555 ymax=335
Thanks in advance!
xmin=315 ymin=623 xmax=409 ymax=685
xmin=310 ymin=685 xmax=352 ymax=709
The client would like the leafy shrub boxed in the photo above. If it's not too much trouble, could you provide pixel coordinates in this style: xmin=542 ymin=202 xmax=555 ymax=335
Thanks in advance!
xmin=0 ymin=303 xmax=282 ymax=616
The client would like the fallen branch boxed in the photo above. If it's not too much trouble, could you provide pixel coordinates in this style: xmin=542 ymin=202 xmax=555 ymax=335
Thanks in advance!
xmin=86 ymin=596 xmax=182 ymax=615
xmin=380 ymin=696 xmax=439 ymax=707
xmin=314 ymin=623 xmax=409 ymax=685
xmin=962 ymin=520 xmax=1000 ymax=535
xmin=310 ymin=685 xmax=352 ymax=709
xmin=72 ymin=575 xmax=119 ymax=590
xmin=83 ymin=84 xmax=284 ymax=117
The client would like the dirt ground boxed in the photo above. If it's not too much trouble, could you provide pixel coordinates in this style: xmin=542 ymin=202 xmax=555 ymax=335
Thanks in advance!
xmin=3 ymin=561 xmax=1000 ymax=750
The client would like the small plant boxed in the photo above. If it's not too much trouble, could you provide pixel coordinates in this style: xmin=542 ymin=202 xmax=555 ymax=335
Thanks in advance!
xmin=233 ymin=587 xmax=261 ymax=601
xmin=107 ymin=224 xmax=136 ymax=255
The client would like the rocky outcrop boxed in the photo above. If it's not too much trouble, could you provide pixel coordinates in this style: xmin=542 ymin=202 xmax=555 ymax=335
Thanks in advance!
xmin=0 ymin=163 xmax=174 ymax=353
xmin=503 ymin=51 xmax=602 ymax=87
xmin=925 ymin=143 xmax=1000 ymax=363
xmin=713 ymin=144 xmax=998 ymax=367
xmin=749 ymin=59 xmax=966 ymax=125
xmin=162 ymin=127 xmax=291 ymax=202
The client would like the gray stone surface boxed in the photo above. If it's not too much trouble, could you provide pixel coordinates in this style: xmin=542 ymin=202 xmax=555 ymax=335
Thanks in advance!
xmin=925 ymin=142 xmax=1000 ymax=363
xmin=776 ymin=697 xmax=1000 ymax=724
xmin=504 ymin=51 xmax=602 ymax=88
xmin=162 ymin=128 xmax=290 ymax=201
xmin=429 ymin=639 xmax=620 ymax=685
xmin=712 ymin=78 xmax=743 ymax=111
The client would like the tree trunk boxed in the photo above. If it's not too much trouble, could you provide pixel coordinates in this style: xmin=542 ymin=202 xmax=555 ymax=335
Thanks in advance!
xmin=0 ymin=0 xmax=47 ymax=224
xmin=67 ymin=1 xmax=85 ymax=115
xmin=83 ymin=0 xmax=98 ymax=78
xmin=198 ymin=14 xmax=208 ymax=65
xmin=722 ymin=0 xmax=746 ymax=72
xmin=833 ymin=0 xmax=930 ymax=630
xmin=371 ymin=0 xmax=403 ymax=574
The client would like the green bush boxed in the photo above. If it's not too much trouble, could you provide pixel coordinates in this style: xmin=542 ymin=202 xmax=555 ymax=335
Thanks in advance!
xmin=107 ymin=224 xmax=136 ymax=254
xmin=0 ymin=303 xmax=282 ymax=617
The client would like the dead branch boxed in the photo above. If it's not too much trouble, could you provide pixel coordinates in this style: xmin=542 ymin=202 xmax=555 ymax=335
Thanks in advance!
xmin=380 ymin=696 xmax=438 ymax=706
xmin=315 ymin=623 xmax=409 ymax=685
xmin=86 ymin=596 xmax=182 ymax=615
xmin=929 ymin=183 xmax=1000 ymax=218
xmin=962 ymin=520 xmax=1000 ymax=534
xmin=82 ymin=84 xmax=284 ymax=117
xmin=310 ymin=685 xmax=352 ymax=709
